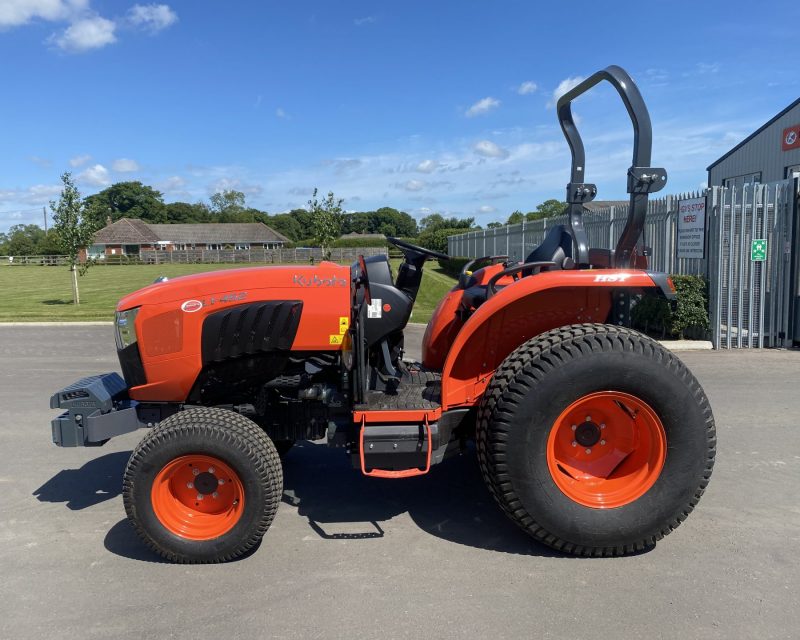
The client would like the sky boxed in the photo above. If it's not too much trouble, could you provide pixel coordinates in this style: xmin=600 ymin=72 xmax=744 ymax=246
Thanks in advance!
xmin=1 ymin=0 xmax=799 ymax=232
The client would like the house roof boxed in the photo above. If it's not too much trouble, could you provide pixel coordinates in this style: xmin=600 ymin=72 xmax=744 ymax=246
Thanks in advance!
xmin=583 ymin=200 xmax=629 ymax=213
xmin=93 ymin=219 xmax=289 ymax=245
xmin=339 ymin=232 xmax=386 ymax=240
xmin=92 ymin=218 xmax=161 ymax=244
xmin=706 ymin=97 xmax=800 ymax=170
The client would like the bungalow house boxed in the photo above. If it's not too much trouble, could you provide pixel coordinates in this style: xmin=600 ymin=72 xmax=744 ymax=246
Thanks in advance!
xmin=87 ymin=218 xmax=289 ymax=258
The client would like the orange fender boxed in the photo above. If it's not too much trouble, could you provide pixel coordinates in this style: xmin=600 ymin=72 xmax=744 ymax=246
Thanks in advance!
xmin=439 ymin=270 xmax=661 ymax=409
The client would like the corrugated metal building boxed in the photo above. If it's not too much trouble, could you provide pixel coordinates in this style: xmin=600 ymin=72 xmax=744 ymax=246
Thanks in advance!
xmin=707 ymin=98 xmax=800 ymax=187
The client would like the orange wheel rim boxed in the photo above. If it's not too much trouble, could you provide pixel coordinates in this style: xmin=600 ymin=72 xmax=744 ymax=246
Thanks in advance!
xmin=546 ymin=392 xmax=666 ymax=509
xmin=151 ymin=454 xmax=245 ymax=540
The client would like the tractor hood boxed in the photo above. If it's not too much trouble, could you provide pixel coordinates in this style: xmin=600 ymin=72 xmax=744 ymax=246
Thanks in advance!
xmin=116 ymin=263 xmax=351 ymax=310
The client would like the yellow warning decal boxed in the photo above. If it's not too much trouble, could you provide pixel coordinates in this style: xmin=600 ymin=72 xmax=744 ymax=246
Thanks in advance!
xmin=339 ymin=316 xmax=349 ymax=334
xmin=329 ymin=334 xmax=344 ymax=345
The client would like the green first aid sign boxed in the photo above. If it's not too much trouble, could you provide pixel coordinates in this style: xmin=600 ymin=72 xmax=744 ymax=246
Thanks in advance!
xmin=751 ymin=239 xmax=767 ymax=261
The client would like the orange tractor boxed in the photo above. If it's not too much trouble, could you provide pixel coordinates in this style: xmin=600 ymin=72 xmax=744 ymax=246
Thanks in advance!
xmin=50 ymin=66 xmax=715 ymax=562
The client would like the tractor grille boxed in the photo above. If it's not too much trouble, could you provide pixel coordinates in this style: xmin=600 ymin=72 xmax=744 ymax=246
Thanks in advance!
xmin=201 ymin=301 xmax=303 ymax=365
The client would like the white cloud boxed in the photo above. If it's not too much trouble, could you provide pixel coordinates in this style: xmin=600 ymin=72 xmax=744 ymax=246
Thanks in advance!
xmin=0 ymin=0 xmax=87 ymax=28
xmin=516 ymin=81 xmax=537 ymax=95
xmin=479 ymin=205 xmax=496 ymax=213
xmin=78 ymin=163 xmax=110 ymax=186
xmin=548 ymin=76 xmax=586 ymax=108
xmin=401 ymin=179 xmax=426 ymax=192
xmin=127 ymin=4 xmax=178 ymax=32
xmin=416 ymin=159 xmax=438 ymax=173
xmin=112 ymin=158 xmax=140 ymax=172
xmin=473 ymin=140 xmax=509 ymax=159
xmin=354 ymin=16 xmax=375 ymax=26
xmin=69 ymin=154 xmax=91 ymax=167
xmin=276 ymin=107 xmax=287 ymax=118
xmin=53 ymin=14 xmax=116 ymax=52
xmin=24 ymin=183 xmax=63 ymax=204
xmin=29 ymin=156 xmax=51 ymax=168
xmin=209 ymin=178 xmax=263 ymax=197
xmin=465 ymin=96 xmax=500 ymax=118
xmin=156 ymin=175 xmax=186 ymax=191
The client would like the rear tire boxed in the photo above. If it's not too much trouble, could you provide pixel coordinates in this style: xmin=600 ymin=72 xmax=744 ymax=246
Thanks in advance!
xmin=476 ymin=323 xmax=715 ymax=556
xmin=123 ymin=407 xmax=282 ymax=563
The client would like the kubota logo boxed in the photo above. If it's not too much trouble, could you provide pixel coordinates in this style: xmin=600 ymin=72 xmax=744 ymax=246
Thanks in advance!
xmin=181 ymin=299 xmax=204 ymax=312
xmin=594 ymin=274 xmax=631 ymax=283
xmin=293 ymin=274 xmax=348 ymax=287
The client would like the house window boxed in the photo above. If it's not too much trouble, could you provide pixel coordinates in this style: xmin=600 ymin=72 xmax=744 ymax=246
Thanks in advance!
xmin=723 ymin=172 xmax=762 ymax=189
xmin=785 ymin=164 xmax=800 ymax=178
xmin=235 ymin=244 xmax=250 ymax=250
xmin=207 ymin=244 xmax=220 ymax=251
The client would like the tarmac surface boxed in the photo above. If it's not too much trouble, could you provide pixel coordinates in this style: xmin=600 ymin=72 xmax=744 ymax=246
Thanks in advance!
xmin=1 ymin=324 xmax=798 ymax=640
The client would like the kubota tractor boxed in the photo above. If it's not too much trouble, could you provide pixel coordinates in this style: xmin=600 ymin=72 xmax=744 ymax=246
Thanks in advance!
xmin=49 ymin=66 xmax=715 ymax=563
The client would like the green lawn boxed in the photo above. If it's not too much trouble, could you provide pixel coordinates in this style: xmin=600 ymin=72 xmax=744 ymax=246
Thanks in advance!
xmin=0 ymin=261 xmax=457 ymax=323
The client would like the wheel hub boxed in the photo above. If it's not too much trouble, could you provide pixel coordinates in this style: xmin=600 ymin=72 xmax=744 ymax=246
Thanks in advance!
xmin=193 ymin=471 xmax=219 ymax=495
xmin=575 ymin=422 xmax=600 ymax=447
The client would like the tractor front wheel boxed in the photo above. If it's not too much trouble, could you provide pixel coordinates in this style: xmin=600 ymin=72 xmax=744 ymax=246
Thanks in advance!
xmin=123 ymin=407 xmax=282 ymax=563
xmin=477 ymin=323 xmax=715 ymax=556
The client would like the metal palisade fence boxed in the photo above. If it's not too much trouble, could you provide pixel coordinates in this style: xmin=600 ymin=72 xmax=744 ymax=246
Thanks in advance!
xmin=448 ymin=180 xmax=799 ymax=348
xmin=708 ymin=180 xmax=797 ymax=349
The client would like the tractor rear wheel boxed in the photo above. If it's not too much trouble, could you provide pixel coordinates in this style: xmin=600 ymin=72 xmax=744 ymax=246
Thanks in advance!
xmin=123 ymin=407 xmax=282 ymax=563
xmin=476 ymin=323 xmax=715 ymax=556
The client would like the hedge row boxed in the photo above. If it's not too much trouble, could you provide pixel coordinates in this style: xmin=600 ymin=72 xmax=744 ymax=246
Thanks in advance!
xmin=632 ymin=274 xmax=709 ymax=339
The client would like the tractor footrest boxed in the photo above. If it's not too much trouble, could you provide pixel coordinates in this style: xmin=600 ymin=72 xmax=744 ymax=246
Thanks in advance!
xmin=359 ymin=421 xmax=433 ymax=478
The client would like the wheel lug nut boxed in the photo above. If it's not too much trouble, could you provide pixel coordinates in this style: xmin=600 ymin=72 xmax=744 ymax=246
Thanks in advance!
xmin=218 ymin=479 xmax=225 ymax=485
xmin=585 ymin=415 xmax=591 ymax=422
xmin=208 ymin=467 xmax=215 ymax=474
xmin=585 ymin=448 xmax=592 ymax=454
xmin=571 ymin=424 xmax=577 ymax=431
xmin=571 ymin=441 xmax=577 ymax=447
xmin=192 ymin=468 xmax=200 ymax=476
xmin=196 ymin=494 xmax=204 ymax=501
xmin=187 ymin=482 xmax=194 ymax=489
xmin=600 ymin=423 xmax=606 ymax=429
xmin=601 ymin=440 xmax=606 ymax=445
xmin=212 ymin=492 xmax=219 ymax=499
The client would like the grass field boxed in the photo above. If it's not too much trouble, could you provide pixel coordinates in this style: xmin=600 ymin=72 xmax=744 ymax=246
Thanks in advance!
xmin=0 ymin=260 xmax=457 ymax=323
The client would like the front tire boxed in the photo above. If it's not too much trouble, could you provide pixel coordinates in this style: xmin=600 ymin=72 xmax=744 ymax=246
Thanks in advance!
xmin=477 ymin=323 xmax=715 ymax=556
xmin=123 ymin=407 xmax=282 ymax=563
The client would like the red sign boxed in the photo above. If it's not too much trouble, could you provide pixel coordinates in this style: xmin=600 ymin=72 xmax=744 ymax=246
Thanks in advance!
xmin=782 ymin=125 xmax=800 ymax=151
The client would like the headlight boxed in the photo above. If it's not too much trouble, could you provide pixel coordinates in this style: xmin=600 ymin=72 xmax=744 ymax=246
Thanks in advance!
xmin=115 ymin=307 xmax=140 ymax=350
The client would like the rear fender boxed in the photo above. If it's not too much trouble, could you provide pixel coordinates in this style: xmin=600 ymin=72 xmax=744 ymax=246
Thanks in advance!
xmin=439 ymin=270 xmax=662 ymax=409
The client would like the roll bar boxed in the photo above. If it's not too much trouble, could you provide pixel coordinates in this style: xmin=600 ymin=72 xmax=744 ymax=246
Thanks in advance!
xmin=556 ymin=65 xmax=667 ymax=268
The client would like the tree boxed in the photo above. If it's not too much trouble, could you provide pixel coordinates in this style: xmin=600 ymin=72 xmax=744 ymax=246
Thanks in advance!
xmin=1 ymin=224 xmax=45 ymax=255
xmin=51 ymin=172 xmax=94 ymax=305
xmin=526 ymin=199 xmax=567 ymax=221
xmin=308 ymin=188 xmax=344 ymax=258
xmin=419 ymin=213 xmax=475 ymax=233
xmin=84 ymin=181 xmax=167 ymax=226
xmin=507 ymin=210 xmax=524 ymax=224
xmin=486 ymin=221 xmax=503 ymax=229
xmin=165 ymin=201 xmax=211 ymax=223
xmin=209 ymin=190 xmax=246 ymax=218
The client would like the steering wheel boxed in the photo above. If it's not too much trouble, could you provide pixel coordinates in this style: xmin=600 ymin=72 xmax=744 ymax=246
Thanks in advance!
xmin=387 ymin=236 xmax=450 ymax=261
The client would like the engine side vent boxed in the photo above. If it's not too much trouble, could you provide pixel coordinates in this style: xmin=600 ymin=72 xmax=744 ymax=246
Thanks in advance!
xmin=201 ymin=300 xmax=303 ymax=365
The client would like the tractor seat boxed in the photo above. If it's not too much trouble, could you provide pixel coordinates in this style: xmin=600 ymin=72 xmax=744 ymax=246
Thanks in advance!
xmin=460 ymin=225 xmax=575 ymax=310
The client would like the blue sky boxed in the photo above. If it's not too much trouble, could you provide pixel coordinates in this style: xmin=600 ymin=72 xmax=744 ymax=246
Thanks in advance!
xmin=1 ymin=0 xmax=798 ymax=232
